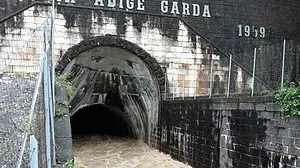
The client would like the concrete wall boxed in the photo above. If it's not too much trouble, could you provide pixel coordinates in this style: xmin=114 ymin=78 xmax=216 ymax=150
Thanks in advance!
xmin=0 ymin=4 xmax=230 ymax=97
xmin=159 ymin=97 xmax=300 ymax=168
xmin=1 ymin=0 xmax=300 ymax=90
xmin=1 ymin=1 xmax=300 ymax=97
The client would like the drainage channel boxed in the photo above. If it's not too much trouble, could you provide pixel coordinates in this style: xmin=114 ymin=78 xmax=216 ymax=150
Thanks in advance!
xmin=70 ymin=105 xmax=191 ymax=168
xmin=72 ymin=136 xmax=191 ymax=168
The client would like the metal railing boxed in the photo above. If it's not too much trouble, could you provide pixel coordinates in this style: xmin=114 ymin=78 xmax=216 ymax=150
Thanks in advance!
xmin=0 ymin=2 xmax=296 ymax=167
xmin=12 ymin=23 xmax=57 ymax=167
xmin=0 ymin=1 xmax=277 ymax=99
xmin=164 ymin=37 xmax=291 ymax=100
xmin=0 ymin=2 xmax=56 ymax=167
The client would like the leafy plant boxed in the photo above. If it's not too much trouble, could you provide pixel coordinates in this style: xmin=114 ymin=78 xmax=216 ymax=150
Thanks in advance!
xmin=56 ymin=74 xmax=75 ymax=99
xmin=274 ymin=82 xmax=300 ymax=118
xmin=55 ymin=74 xmax=74 ymax=118
xmin=55 ymin=101 xmax=71 ymax=117
xmin=65 ymin=159 xmax=85 ymax=168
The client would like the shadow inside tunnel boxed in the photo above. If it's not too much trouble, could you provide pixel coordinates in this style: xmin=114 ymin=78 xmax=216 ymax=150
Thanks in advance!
xmin=70 ymin=104 xmax=135 ymax=138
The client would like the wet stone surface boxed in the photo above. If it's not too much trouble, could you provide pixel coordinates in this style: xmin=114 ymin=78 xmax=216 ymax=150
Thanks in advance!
xmin=73 ymin=136 xmax=191 ymax=168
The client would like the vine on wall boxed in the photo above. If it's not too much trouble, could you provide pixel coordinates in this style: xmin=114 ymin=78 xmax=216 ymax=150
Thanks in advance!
xmin=275 ymin=82 xmax=300 ymax=118
xmin=55 ymin=75 xmax=74 ymax=118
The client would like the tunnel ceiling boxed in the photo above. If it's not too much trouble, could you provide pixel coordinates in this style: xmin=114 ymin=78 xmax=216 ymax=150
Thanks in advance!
xmin=57 ymin=36 xmax=163 ymax=139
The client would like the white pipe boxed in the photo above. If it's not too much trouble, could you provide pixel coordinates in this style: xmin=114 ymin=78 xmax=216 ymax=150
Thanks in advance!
xmin=227 ymin=55 xmax=232 ymax=98
xmin=172 ymin=74 xmax=175 ymax=100
xmin=209 ymin=56 xmax=213 ymax=97
xmin=164 ymin=68 xmax=167 ymax=100
xmin=251 ymin=48 xmax=257 ymax=97
xmin=44 ymin=54 xmax=52 ymax=168
xmin=51 ymin=0 xmax=57 ymax=164
xmin=281 ymin=39 xmax=286 ymax=89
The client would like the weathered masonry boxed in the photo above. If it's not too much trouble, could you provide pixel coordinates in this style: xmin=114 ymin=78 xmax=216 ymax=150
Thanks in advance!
xmin=1 ymin=0 xmax=300 ymax=168
xmin=161 ymin=97 xmax=300 ymax=168
xmin=54 ymin=36 xmax=164 ymax=162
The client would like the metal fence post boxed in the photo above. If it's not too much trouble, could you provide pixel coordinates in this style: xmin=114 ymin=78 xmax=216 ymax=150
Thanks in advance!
xmin=281 ymin=39 xmax=286 ymax=89
xmin=48 ymin=54 xmax=56 ymax=166
xmin=164 ymin=67 xmax=167 ymax=100
xmin=51 ymin=0 xmax=57 ymax=165
xmin=172 ymin=74 xmax=175 ymax=100
xmin=251 ymin=48 xmax=257 ymax=97
xmin=226 ymin=55 xmax=232 ymax=98
xmin=194 ymin=72 xmax=197 ymax=99
xmin=44 ymin=53 xmax=52 ymax=168
xmin=209 ymin=55 xmax=214 ymax=97
xmin=183 ymin=76 xmax=185 ymax=100
xmin=43 ymin=25 xmax=52 ymax=168
xmin=30 ymin=136 xmax=38 ymax=168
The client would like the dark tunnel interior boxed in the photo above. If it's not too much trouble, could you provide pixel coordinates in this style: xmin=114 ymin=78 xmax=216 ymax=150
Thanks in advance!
xmin=71 ymin=104 xmax=134 ymax=137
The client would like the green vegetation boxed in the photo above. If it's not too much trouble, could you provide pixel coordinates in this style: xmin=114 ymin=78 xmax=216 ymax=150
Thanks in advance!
xmin=56 ymin=74 xmax=75 ymax=99
xmin=55 ymin=101 xmax=71 ymax=117
xmin=55 ymin=74 xmax=75 ymax=117
xmin=65 ymin=159 xmax=85 ymax=168
xmin=274 ymin=82 xmax=300 ymax=118
xmin=15 ymin=117 xmax=36 ymax=135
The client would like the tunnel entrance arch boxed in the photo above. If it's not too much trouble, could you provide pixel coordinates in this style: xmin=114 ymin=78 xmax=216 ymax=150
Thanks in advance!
xmin=56 ymin=35 xmax=166 ymax=94
xmin=54 ymin=35 xmax=165 ymax=163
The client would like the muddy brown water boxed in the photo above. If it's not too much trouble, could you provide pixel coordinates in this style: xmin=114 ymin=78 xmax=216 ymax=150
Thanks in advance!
xmin=73 ymin=136 xmax=191 ymax=168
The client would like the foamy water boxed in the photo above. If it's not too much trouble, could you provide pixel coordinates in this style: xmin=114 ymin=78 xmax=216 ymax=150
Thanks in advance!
xmin=73 ymin=136 xmax=191 ymax=168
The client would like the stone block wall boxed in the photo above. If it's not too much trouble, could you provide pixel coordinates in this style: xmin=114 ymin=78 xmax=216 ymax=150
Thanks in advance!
xmin=1 ymin=0 xmax=300 ymax=96
xmin=159 ymin=97 xmax=300 ymax=168
xmin=1 ymin=1 xmax=300 ymax=167
xmin=160 ymin=99 xmax=220 ymax=168
xmin=0 ymin=3 xmax=271 ymax=99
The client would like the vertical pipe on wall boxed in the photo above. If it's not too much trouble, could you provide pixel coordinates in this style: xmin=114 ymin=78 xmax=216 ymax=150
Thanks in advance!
xmin=164 ymin=67 xmax=167 ymax=100
xmin=251 ymin=48 xmax=257 ymax=97
xmin=182 ymin=75 xmax=185 ymax=100
xmin=51 ymin=0 xmax=57 ymax=164
xmin=194 ymin=67 xmax=197 ymax=99
xmin=209 ymin=54 xmax=214 ymax=97
xmin=172 ymin=73 xmax=175 ymax=100
xmin=44 ymin=53 xmax=52 ymax=168
xmin=43 ymin=25 xmax=52 ymax=168
xmin=48 ymin=57 xmax=56 ymax=166
xmin=281 ymin=39 xmax=286 ymax=89
xmin=227 ymin=55 xmax=232 ymax=98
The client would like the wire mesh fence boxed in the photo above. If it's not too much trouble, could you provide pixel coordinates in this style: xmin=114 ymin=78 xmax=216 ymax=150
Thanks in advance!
xmin=0 ymin=54 xmax=45 ymax=168
xmin=0 ymin=74 xmax=36 ymax=167
xmin=164 ymin=20 xmax=299 ymax=100
xmin=0 ymin=2 xmax=299 ymax=167
xmin=0 ymin=9 xmax=54 ymax=167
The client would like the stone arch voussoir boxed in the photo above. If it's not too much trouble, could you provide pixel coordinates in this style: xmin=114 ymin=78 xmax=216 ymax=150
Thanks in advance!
xmin=55 ymin=35 xmax=166 ymax=95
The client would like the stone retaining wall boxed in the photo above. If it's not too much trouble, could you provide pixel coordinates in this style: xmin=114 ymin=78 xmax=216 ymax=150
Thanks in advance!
xmin=159 ymin=96 xmax=300 ymax=168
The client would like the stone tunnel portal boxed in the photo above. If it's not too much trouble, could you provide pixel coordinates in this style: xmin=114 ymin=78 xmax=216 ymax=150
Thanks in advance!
xmin=55 ymin=37 xmax=165 ymax=153
xmin=63 ymin=45 xmax=160 ymax=139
